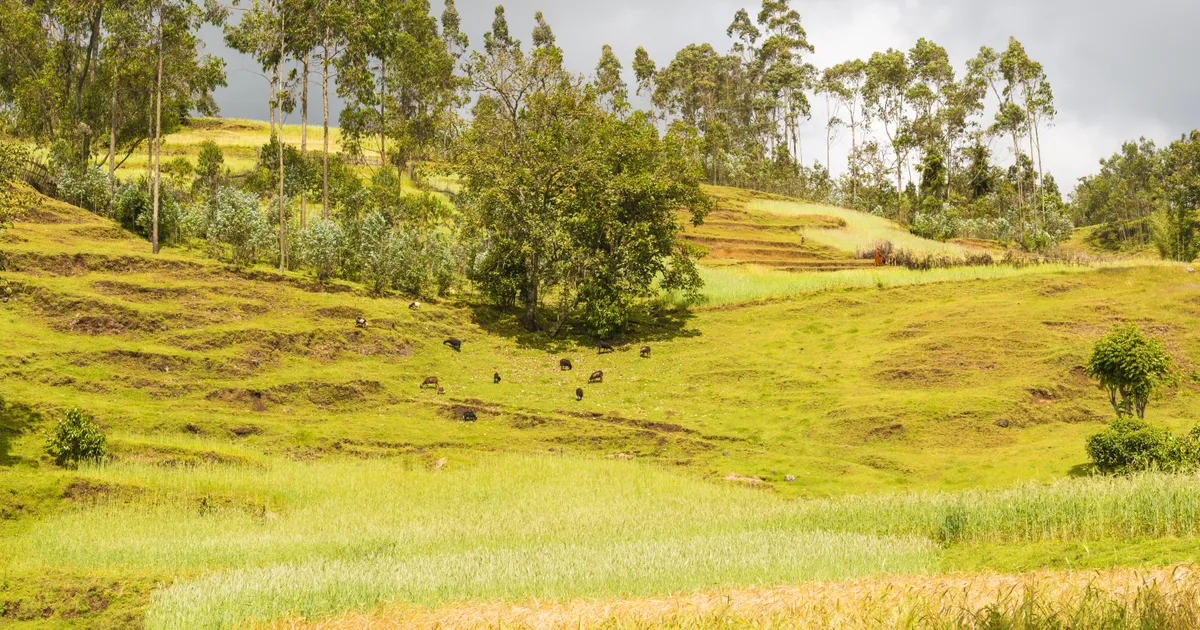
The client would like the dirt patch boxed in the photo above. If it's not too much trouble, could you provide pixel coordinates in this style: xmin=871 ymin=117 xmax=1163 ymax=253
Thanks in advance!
xmin=4 ymin=251 xmax=206 ymax=277
xmin=27 ymin=287 xmax=175 ymax=335
xmin=232 ymin=268 xmax=356 ymax=294
xmin=207 ymin=380 xmax=388 ymax=411
xmin=16 ymin=206 xmax=88 ymax=224
xmin=229 ymin=424 xmax=264 ymax=437
xmin=723 ymin=473 xmax=763 ymax=485
xmin=91 ymin=280 xmax=193 ymax=301
xmin=1036 ymin=281 xmax=1082 ymax=297
xmin=314 ymin=306 xmax=363 ymax=320
xmin=113 ymin=442 xmax=251 ymax=467
xmin=172 ymin=328 xmax=413 ymax=361
xmin=62 ymin=479 xmax=142 ymax=505
xmin=866 ymin=423 xmax=906 ymax=441
xmin=874 ymin=367 xmax=956 ymax=386
xmin=858 ymin=455 xmax=914 ymax=475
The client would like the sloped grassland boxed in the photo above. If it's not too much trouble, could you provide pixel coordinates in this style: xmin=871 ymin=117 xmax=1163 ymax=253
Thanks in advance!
xmin=0 ymin=188 xmax=1198 ymax=628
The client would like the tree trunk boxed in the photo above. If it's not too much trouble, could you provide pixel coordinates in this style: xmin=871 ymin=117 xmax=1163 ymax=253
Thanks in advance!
xmin=1032 ymin=118 xmax=1045 ymax=224
xmin=278 ymin=13 xmax=286 ymax=272
xmin=300 ymin=52 xmax=309 ymax=229
xmin=151 ymin=0 xmax=164 ymax=255
xmin=322 ymin=33 xmax=330 ymax=220
xmin=108 ymin=63 xmax=118 ymax=190
xmin=147 ymin=88 xmax=153 ymax=196
xmin=522 ymin=255 xmax=539 ymax=331
xmin=379 ymin=59 xmax=387 ymax=169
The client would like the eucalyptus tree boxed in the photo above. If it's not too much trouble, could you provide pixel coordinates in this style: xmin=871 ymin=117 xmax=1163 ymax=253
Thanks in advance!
xmin=821 ymin=60 xmax=867 ymax=203
xmin=865 ymin=48 xmax=913 ymax=219
xmin=1000 ymin=37 xmax=1055 ymax=219
xmin=756 ymin=0 xmax=814 ymax=162
xmin=595 ymin=44 xmax=629 ymax=115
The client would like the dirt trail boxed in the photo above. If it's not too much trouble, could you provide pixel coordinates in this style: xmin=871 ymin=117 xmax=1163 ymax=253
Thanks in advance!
xmin=272 ymin=564 xmax=1199 ymax=629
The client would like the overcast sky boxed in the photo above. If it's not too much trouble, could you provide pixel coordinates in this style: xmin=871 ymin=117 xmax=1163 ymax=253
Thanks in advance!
xmin=202 ymin=0 xmax=1200 ymax=187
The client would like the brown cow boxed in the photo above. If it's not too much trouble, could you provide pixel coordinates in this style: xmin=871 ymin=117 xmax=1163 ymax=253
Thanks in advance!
xmin=421 ymin=377 xmax=439 ymax=389
xmin=589 ymin=370 xmax=604 ymax=384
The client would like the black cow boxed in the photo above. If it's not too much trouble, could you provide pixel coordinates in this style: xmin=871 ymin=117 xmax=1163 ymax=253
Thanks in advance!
xmin=597 ymin=342 xmax=615 ymax=354
xmin=640 ymin=346 xmax=651 ymax=358
xmin=355 ymin=317 xmax=368 ymax=329
xmin=589 ymin=370 xmax=604 ymax=384
xmin=493 ymin=372 xmax=501 ymax=384
xmin=463 ymin=410 xmax=477 ymax=422
xmin=560 ymin=358 xmax=573 ymax=371
xmin=443 ymin=338 xmax=462 ymax=352
xmin=575 ymin=387 xmax=584 ymax=401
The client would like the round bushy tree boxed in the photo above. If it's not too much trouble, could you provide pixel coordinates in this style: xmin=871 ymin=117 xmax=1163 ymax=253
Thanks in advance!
xmin=45 ymin=408 xmax=107 ymax=469
xmin=297 ymin=218 xmax=346 ymax=283
xmin=1086 ymin=324 xmax=1175 ymax=419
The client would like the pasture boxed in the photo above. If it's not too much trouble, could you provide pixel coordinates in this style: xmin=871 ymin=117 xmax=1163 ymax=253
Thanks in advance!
xmin=1 ymin=130 xmax=1198 ymax=627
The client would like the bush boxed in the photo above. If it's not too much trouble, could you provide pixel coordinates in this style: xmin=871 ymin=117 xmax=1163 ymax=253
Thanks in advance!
xmin=297 ymin=218 xmax=345 ymax=283
xmin=57 ymin=164 xmax=112 ymax=214
xmin=210 ymin=188 xmax=274 ymax=267
xmin=1086 ymin=417 xmax=1200 ymax=475
xmin=45 ymin=408 xmax=107 ymax=468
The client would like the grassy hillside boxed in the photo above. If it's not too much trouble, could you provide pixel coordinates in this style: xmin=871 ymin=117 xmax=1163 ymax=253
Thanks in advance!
xmin=2 ymin=177 xmax=1199 ymax=627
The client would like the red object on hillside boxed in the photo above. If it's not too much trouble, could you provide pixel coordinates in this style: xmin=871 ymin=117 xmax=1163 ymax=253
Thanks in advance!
xmin=875 ymin=247 xmax=883 ymax=267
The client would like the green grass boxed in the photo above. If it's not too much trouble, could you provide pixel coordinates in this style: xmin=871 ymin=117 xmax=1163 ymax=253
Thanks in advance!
xmin=11 ymin=455 xmax=1200 ymax=628
xmin=5 ymin=455 xmax=935 ymax=629
xmin=685 ymin=262 xmax=1140 ymax=306
xmin=4 ymin=141 xmax=1200 ymax=627
xmin=750 ymin=198 xmax=977 ymax=255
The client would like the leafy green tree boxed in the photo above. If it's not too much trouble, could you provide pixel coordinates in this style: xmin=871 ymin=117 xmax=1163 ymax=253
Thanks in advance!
xmin=457 ymin=12 xmax=709 ymax=336
xmin=1153 ymin=131 xmax=1200 ymax=262
xmin=865 ymin=48 xmax=913 ymax=220
xmin=595 ymin=44 xmax=629 ymax=115
xmin=45 ymin=408 xmax=107 ymax=469
xmin=1085 ymin=325 xmax=1176 ymax=419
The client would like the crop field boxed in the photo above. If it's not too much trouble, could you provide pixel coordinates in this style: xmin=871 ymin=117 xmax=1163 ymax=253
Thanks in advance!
xmin=2 ymin=131 xmax=1199 ymax=628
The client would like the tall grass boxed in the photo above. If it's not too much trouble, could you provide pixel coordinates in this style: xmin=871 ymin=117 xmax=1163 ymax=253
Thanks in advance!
xmin=8 ymin=455 xmax=1200 ymax=628
xmin=749 ymin=199 xmax=973 ymax=255
xmin=684 ymin=263 xmax=1111 ymax=306
xmin=4 ymin=456 xmax=935 ymax=629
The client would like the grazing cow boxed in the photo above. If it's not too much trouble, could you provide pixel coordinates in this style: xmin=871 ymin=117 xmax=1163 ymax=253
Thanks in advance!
xmin=437 ymin=385 xmax=445 ymax=395
xmin=463 ymin=410 xmax=477 ymax=422
xmin=444 ymin=338 xmax=462 ymax=352
xmin=576 ymin=387 xmax=584 ymax=401
xmin=597 ymin=342 xmax=615 ymax=354
xmin=409 ymin=301 xmax=421 ymax=310
xmin=1188 ymin=267 xmax=1197 ymax=274
xmin=493 ymin=372 xmax=501 ymax=384
xmin=560 ymin=358 xmax=573 ymax=371
xmin=589 ymin=370 xmax=604 ymax=384
xmin=421 ymin=376 xmax=439 ymax=389
xmin=640 ymin=346 xmax=651 ymax=358
xmin=355 ymin=317 xmax=368 ymax=329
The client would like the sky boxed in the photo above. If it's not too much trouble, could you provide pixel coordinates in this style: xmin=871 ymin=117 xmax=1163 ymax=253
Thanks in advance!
xmin=202 ymin=0 xmax=1200 ymax=188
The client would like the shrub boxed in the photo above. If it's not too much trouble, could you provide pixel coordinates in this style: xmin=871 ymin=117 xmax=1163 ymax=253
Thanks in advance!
xmin=193 ymin=141 xmax=225 ymax=201
xmin=57 ymin=164 xmax=112 ymax=214
xmin=112 ymin=182 xmax=151 ymax=232
xmin=1085 ymin=324 xmax=1175 ymax=419
xmin=1086 ymin=417 xmax=1200 ymax=475
xmin=210 ymin=189 xmax=274 ymax=267
xmin=360 ymin=211 xmax=401 ymax=294
xmin=45 ymin=408 xmax=107 ymax=468
xmin=297 ymin=218 xmax=345 ymax=283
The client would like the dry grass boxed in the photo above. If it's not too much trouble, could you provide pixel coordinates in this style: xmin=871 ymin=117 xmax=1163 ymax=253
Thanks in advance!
xmin=275 ymin=565 xmax=1200 ymax=629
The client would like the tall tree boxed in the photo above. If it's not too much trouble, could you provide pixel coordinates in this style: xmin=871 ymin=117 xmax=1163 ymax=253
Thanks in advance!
xmin=595 ymin=44 xmax=628 ymax=115
xmin=865 ymin=48 xmax=913 ymax=219
xmin=822 ymin=60 xmax=867 ymax=204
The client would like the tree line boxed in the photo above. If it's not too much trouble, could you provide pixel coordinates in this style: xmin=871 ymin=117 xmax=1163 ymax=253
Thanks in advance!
xmin=633 ymin=3 xmax=1070 ymax=250
xmin=1069 ymin=132 xmax=1200 ymax=262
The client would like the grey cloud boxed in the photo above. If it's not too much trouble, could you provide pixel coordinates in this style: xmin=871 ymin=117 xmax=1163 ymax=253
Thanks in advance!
xmin=203 ymin=0 xmax=1200 ymax=185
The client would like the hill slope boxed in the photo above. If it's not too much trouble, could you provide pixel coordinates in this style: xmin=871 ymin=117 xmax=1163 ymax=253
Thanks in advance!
xmin=1 ymin=191 xmax=1199 ymax=627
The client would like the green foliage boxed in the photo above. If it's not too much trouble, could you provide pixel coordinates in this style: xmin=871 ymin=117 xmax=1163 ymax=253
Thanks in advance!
xmin=458 ymin=26 xmax=709 ymax=335
xmin=0 ymin=142 xmax=34 ymax=228
xmin=1086 ymin=417 xmax=1200 ymax=475
xmin=193 ymin=140 xmax=226 ymax=201
xmin=359 ymin=211 xmax=401 ymax=295
xmin=1085 ymin=325 xmax=1175 ymax=419
xmin=209 ymin=188 xmax=274 ymax=267
xmin=296 ymin=218 xmax=345 ymax=283
xmin=112 ymin=182 xmax=151 ymax=232
xmin=44 ymin=408 xmax=107 ymax=469
xmin=56 ymin=164 xmax=112 ymax=214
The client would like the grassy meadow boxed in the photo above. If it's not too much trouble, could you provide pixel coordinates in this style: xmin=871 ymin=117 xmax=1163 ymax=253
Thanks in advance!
xmin=2 ymin=119 xmax=1200 ymax=628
